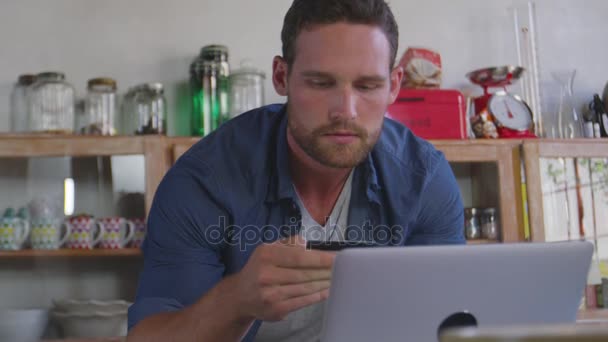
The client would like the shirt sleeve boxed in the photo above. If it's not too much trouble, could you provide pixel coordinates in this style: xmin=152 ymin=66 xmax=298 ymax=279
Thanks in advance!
xmin=128 ymin=155 xmax=229 ymax=330
xmin=406 ymin=153 xmax=465 ymax=245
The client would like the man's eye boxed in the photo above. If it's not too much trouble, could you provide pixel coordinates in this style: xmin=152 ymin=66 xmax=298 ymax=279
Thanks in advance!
xmin=308 ymin=80 xmax=333 ymax=88
xmin=356 ymin=83 xmax=381 ymax=91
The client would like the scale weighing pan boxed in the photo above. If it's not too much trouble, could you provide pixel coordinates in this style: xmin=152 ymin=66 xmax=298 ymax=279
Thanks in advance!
xmin=466 ymin=66 xmax=525 ymax=88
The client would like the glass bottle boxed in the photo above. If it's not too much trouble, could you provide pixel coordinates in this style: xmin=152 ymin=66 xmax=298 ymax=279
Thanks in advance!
xmin=481 ymin=208 xmax=500 ymax=240
xmin=82 ymin=78 xmax=118 ymax=135
xmin=28 ymin=72 xmax=75 ymax=134
xmin=464 ymin=208 xmax=481 ymax=240
xmin=552 ymin=70 xmax=584 ymax=139
xmin=10 ymin=74 xmax=36 ymax=133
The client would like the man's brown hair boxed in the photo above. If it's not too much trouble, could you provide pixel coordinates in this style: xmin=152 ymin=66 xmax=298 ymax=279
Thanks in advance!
xmin=281 ymin=0 xmax=399 ymax=70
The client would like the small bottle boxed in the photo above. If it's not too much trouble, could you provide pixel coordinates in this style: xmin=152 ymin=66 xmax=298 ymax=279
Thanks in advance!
xmin=481 ymin=208 xmax=500 ymax=240
xmin=464 ymin=208 xmax=481 ymax=240
xmin=590 ymin=94 xmax=608 ymax=138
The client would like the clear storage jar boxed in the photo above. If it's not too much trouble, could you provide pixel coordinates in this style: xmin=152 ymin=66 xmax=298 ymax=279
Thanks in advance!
xmin=82 ymin=78 xmax=118 ymax=135
xmin=28 ymin=72 xmax=75 ymax=134
xmin=10 ymin=74 xmax=37 ymax=133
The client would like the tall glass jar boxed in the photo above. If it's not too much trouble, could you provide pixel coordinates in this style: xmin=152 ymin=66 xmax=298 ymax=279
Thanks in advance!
xmin=229 ymin=61 xmax=265 ymax=119
xmin=191 ymin=62 xmax=220 ymax=136
xmin=10 ymin=74 xmax=37 ymax=133
xmin=82 ymin=78 xmax=118 ymax=135
xmin=28 ymin=72 xmax=75 ymax=134
xmin=131 ymin=83 xmax=167 ymax=135
xmin=190 ymin=45 xmax=230 ymax=136
xmin=201 ymin=45 xmax=230 ymax=123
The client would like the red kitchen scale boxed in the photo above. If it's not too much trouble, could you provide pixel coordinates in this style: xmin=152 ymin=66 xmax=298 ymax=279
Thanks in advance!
xmin=467 ymin=66 xmax=536 ymax=139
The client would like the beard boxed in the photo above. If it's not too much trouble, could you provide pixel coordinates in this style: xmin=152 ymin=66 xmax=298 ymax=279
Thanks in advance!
xmin=288 ymin=111 xmax=382 ymax=169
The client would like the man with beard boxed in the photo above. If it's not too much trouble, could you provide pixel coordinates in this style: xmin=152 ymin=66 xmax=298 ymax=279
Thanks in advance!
xmin=127 ymin=0 xmax=464 ymax=341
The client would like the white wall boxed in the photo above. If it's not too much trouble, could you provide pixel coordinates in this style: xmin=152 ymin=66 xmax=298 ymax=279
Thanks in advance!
xmin=1 ymin=0 xmax=607 ymax=136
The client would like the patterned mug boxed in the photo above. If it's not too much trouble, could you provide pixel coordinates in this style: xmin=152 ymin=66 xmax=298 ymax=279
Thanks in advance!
xmin=30 ymin=218 xmax=71 ymax=250
xmin=129 ymin=218 xmax=147 ymax=248
xmin=0 ymin=217 xmax=30 ymax=251
xmin=98 ymin=217 xmax=135 ymax=249
xmin=65 ymin=216 xmax=105 ymax=250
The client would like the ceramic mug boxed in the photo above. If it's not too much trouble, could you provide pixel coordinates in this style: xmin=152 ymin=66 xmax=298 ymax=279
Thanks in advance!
xmin=129 ymin=218 xmax=146 ymax=248
xmin=66 ymin=216 xmax=105 ymax=250
xmin=98 ymin=217 xmax=135 ymax=249
xmin=30 ymin=218 xmax=71 ymax=250
xmin=0 ymin=217 xmax=30 ymax=251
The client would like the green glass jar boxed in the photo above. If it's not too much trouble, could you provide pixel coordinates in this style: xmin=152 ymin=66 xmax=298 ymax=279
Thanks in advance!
xmin=190 ymin=45 xmax=230 ymax=136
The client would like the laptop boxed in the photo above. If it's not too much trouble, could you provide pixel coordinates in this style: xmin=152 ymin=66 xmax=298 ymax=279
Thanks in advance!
xmin=320 ymin=241 xmax=593 ymax=342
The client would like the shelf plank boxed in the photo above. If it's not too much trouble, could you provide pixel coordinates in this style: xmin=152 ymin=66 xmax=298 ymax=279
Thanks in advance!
xmin=0 ymin=248 xmax=141 ymax=258
xmin=466 ymin=239 xmax=499 ymax=245
xmin=430 ymin=139 xmax=523 ymax=162
xmin=577 ymin=308 xmax=608 ymax=323
xmin=0 ymin=135 xmax=147 ymax=157
xmin=534 ymin=139 xmax=608 ymax=158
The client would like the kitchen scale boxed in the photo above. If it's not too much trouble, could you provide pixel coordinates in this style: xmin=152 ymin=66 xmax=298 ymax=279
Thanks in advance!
xmin=467 ymin=66 xmax=536 ymax=139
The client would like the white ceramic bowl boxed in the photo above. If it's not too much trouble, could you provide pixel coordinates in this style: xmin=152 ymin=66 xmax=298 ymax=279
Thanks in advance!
xmin=0 ymin=309 xmax=49 ymax=342
xmin=52 ymin=309 xmax=128 ymax=338
xmin=52 ymin=299 xmax=131 ymax=313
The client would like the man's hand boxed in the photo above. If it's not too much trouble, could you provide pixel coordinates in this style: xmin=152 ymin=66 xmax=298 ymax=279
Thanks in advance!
xmin=234 ymin=236 xmax=336 ymax=321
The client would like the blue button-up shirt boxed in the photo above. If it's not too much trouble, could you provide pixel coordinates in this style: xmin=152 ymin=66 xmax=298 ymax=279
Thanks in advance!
xmin=128 ymin=104 xmax=464 ymax=341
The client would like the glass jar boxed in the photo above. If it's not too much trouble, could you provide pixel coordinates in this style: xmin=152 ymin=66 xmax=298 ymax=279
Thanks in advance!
xmin=229 ymin=61 xmax=265 ymax=119
xmin=28 ymin=72 xmax=75 ymax=134
xmin=10 ymin=74 xmax=37 ymax=133
xmin=190 ymin=45 xmax=230 ymax=136
xmin=481 ymin=208 xmax=500 ymax=240
xmin=82 ymin=78 xmax=118 ymax=135
xmin=191 ymin=62 xmax=221 ymax=136
xmin=464 ymin=208 xmax=481 ymax=240
xmin=201 ymin=45 xmax=230 ymax=123
xmin=131 ymin=83 xmax=167 ymax=135
xmin=119 ymin=85 xmax=140 ymax=135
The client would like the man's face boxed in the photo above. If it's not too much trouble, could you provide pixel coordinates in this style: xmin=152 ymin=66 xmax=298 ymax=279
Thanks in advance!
xmin=273 ymin=22 xmax=403 ymax=169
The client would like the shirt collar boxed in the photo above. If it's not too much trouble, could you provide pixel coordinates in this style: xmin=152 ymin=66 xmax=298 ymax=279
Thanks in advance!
xmin=265 ymin=106 xmax=381 ymax=205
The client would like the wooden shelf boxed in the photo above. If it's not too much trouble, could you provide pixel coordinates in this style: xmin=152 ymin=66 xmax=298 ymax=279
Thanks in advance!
xmin=577 ymin=308 xmax=608 ymax=323
xmin=466 ymin=239 xmax=499 ymax=245
xmin=530 ymin=138 xmax=608 ymax=158
xmin=0 ymin=134 xmax=148 ymax=157
xmin=430 ymin=139 xmax=522 ymax=163
xmin=0 ymin=248 xmax=142 ymax=258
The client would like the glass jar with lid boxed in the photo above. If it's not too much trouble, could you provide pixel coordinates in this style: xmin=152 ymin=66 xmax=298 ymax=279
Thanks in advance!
xmin=129 ymin=83 xmax=167 ymax=135
xmin=200 ymin=45 xmax=230 ymax=123
xmin=191 ymin=62 xmax=221 ymax=136
xmin=10 ymin=74 xmax=37 ymax=133
xmin=190 ymin=45 xmax=230 ymax=136
xmin=229 ymin=60 xmax=266 ymax=119
xmin=82 ymin=77 xmax=118 ymax=135
xmin=28 ymin=72 xmax=75 ymax=134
